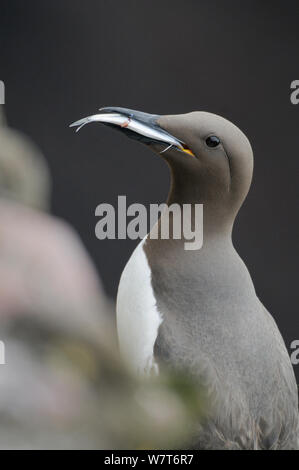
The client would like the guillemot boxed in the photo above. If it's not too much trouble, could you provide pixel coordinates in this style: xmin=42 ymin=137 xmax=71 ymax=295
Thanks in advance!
xmin=71 ymin=107 xmax=299 ymax=449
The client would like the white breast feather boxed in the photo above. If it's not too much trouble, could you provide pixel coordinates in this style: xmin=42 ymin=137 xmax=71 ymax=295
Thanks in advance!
xmin=116 ymin=237 xmax=162 ymax=375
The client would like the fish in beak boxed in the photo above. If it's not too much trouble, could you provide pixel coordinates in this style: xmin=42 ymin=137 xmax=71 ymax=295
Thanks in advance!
xmin=70 ymin=106 xmax=194 ymax=156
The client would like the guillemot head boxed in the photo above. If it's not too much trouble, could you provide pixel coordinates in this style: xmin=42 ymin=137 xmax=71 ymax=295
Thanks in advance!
xmin=70 ymin=107 xmax=253 ymax=221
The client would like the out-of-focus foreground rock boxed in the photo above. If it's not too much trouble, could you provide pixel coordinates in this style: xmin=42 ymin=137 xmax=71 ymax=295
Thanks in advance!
xmin=0 ymin=106 xmax=205 ymax=449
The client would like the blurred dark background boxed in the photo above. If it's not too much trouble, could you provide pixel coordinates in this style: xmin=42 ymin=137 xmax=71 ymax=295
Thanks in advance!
xmin=0 ymin=1 xmax=298 ymax=377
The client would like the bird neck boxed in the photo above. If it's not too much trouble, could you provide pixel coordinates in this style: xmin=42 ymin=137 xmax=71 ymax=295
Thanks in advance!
xmin=166 ymin=166 xmax=235 ymax=240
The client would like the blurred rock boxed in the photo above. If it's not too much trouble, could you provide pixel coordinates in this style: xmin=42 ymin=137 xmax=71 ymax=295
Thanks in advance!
xmin=0 ymin=199 xmax=113 ymax=340
xmin=0 ymin=105 xmax=113 ymax=338
xmin=0 ymin=126 xmax=51 ymax=211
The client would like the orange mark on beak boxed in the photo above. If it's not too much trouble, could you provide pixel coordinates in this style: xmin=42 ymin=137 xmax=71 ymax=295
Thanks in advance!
xmin=182 ymin=147 xmax=195 ymax=157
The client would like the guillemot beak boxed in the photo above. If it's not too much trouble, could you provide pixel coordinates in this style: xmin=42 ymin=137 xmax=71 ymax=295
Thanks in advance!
xmin=70 ymin=106 xmax=195 ymax=156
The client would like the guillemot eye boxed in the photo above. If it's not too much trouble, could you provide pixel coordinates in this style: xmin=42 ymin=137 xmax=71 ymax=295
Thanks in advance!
xmin=205 ymin=135 xmax=220 ymax=148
